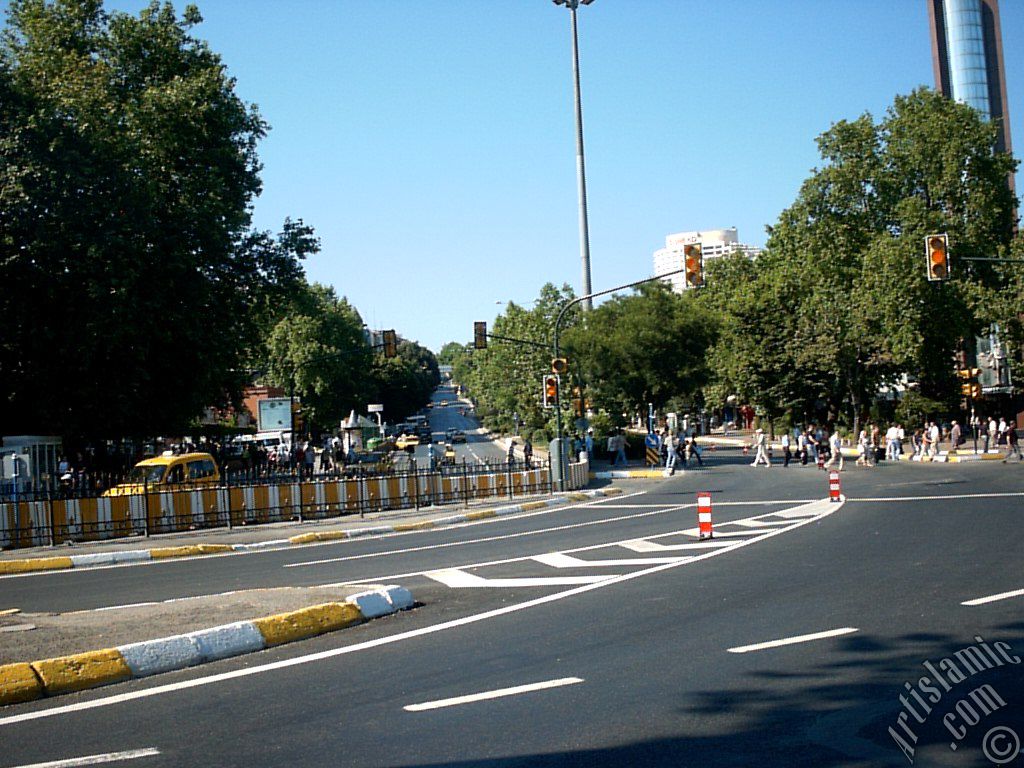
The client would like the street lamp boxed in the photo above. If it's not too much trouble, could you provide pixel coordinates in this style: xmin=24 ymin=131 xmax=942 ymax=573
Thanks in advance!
xmin=552 ymin=0 xmax=595 ymax=310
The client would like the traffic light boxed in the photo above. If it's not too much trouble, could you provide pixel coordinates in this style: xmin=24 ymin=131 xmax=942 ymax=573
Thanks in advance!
xmin=542 ymin=375 xmax=559 ymax=409
xmin=474 ymin=321 xmax=487 ymax=349
xmin=958 ymin=367 xmax=981 ymax=398
xmin=925 ymin=234 xmax=950 ymax=282
xmin=571 ymin=385 xmax=584 ymax=417
xmin=551 ymin=357 xmax=569 ymax=375
xmin=684 ymin=243 xmax=704 ymax=288
xmin=382 ymin=329 xmax=397 ymax=358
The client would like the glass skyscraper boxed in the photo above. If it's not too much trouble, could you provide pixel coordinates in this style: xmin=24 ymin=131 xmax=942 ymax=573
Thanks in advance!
xmin=928 ymin=0 xmax=1013 ymax=159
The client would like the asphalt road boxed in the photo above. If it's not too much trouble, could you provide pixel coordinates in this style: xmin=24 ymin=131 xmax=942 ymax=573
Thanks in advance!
xmin=399 ymin=385 xmax=509 ymax=469
xmin=2 ymin=458 xmax=1023 ymax=767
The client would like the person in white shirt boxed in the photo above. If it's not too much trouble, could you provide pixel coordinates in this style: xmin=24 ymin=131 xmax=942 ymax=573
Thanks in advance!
xmin=825 ymin=429 xmax=844 ymax=470
xmin=998 ymin=417 xmax=1008 ymax=445
xmin=885 ymin=425 xmax=900 ymax=461
xmin=988 ymin=418 xmax=998 ymax=452
xmin=928 ymin=422 xmax=941 ymax=457
xmin=751 ymin=428 xmax=771 ymax=467
xmin=781 ymin=431 xmax=792 ymax=467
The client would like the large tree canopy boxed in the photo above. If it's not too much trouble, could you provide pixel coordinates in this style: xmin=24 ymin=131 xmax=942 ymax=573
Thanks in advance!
xmin=0 ymin=0 xmax=306 ymax=436
xmin=700 ymin=87 xmax=1020 ymax=429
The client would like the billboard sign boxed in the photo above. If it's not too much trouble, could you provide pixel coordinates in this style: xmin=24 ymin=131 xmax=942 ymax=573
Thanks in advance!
xmin=258 ymin=398 xmax=293 ymax=432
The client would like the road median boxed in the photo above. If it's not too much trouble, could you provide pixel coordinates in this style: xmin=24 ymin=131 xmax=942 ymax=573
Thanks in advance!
xmin=0 ymin=585 xmax=414 ymax=707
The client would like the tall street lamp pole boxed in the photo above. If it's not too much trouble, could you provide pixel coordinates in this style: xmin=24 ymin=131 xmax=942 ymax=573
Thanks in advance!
xmin=553 ymin=0 xmax=594 ymax=310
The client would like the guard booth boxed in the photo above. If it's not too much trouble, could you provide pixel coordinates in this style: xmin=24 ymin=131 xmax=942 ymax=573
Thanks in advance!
xmin=1 ymin=435 xmax=62 ymax=500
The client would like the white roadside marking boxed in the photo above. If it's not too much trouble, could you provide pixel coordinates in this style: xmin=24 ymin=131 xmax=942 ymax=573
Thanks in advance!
xmin=680 ymin=529 xmax=779 ymax=538
xmin=620 ymin=539 xmax=733 ymax=552
xmin=727 ymin=627 xmax=859 ymax=654
xmin=0 ymin=498 xmax=842 ymax=728
xmin=404 ymin=677 xmax=583 ymax=712
xmin=8 ymin=748 xmax=161 ymax=767
xmin=730 ymin=518 xmax=793 ymax=527
xmin=531 ymin=553 xmax=689 ymax=568
xmin=285 ymin=492 xmax=659 ymax=568
xmin=962 ymin=588 xmax=1024 ymax=606
xmin=849 ymin=492 xmax=1024 ymax=503
xmin=425 ymin=568 xmax=614 ymax=588
xmin=335 ymin=502 xmax=800 ymax=584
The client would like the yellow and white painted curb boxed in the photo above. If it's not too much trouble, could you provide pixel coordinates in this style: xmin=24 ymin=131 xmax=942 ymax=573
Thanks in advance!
xmin=0 ymin=488 xmax=624 ymax=576
xmin=899 ymin=451 xmax=1006 ymax=463
xmin=590 ymin=469 xmax=665 ymax=480
xmin=0 ymin=585 xmax=414 ymax=707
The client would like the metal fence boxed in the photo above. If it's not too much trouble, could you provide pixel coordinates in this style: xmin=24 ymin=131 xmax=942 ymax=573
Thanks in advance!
xmin=0 ymin=457 xmax=573 ymax=550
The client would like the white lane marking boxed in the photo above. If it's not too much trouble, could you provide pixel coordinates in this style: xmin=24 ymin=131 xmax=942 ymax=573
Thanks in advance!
xmin=337 ymin=501 xmax=832 ymax=585
xmin=285 ymin=492 xmax=664 ymax=568
xmin=0 ymin=498 xmax=842 ymax=728
xmin=680 ymin=529 xmax=779 ymax=538
xmin=8 ymin=748 xmax=161 ymax=767
xmin=849 ymin=492 xmax=1024 ymax=503
xmin=531 ymin=553 xmax=688 ymax=568
xmin=727 ymin=627 xmax=859 ymax=654
xmin=962 ymin=588 xmax=1024 ymax=606
xmin=424 ymin=568 xmax=614 ymax=588
xmin=729 ymin=518 xmax=793 ymax=527
xmin=0 ymin=490 xmax=651 ymax=582
xmin=404 ymin=677 xmax=583 ymax=712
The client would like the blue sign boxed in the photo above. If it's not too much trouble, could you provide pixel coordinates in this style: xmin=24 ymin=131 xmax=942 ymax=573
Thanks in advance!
xmin=645 ymin=433 xmax=660 ymax=449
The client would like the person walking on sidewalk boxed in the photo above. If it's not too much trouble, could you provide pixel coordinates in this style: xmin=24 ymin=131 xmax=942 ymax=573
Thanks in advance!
xmin=781 ymin=431 xmax=792 ymax=467
xmin=928 ymin=421 xmax=941 ymax=458
xmin=664 ymin=429 xmax=678 ymax=474
xmin=797 ymin=429 xmax=809 ymax=465
xmin=1003 ymin=422 xmax=1021 ymax=463
xmin=885 ymin=424 xmax=900 ymax=462
xmin=609 ymin=431 xmax=629 ymax=467
xmin=751 ymin=428 xmax=771 ymax=467
xmin=825 ymin=429 xmax=844 ymax=471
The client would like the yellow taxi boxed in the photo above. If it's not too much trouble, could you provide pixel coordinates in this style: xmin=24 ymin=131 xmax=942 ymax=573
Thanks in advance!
xmin=103 ymin=452 xmax=221 ymax=496
xmin=394 ymin=434 xmax=420 ymax=450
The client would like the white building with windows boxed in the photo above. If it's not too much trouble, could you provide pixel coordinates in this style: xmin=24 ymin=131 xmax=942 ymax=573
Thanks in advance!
xmin=653 ymin=227 xmax=761 ymax=292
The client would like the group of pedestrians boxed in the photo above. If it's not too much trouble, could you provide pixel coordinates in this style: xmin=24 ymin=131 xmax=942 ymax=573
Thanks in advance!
xmin=747 ymin=414 xmax=1022 ymax=469
xmin=660 ymin=428 xmax=703 ymax=474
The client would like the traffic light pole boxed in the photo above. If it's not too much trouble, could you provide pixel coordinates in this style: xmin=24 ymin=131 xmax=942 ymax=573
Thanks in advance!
xmin=551 ymin=266 xmax=689 ymax=490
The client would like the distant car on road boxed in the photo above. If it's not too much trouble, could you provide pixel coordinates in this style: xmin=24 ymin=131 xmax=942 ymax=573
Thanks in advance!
xmin=395 ymin=434 xmax=420 ymax=450
xmin=446 ymin=428 xmax=466 ymax=444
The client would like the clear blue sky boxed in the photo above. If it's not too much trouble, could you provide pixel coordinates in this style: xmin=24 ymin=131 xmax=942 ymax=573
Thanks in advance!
xmin=8 ymin=1 xmax=1024 ymax=352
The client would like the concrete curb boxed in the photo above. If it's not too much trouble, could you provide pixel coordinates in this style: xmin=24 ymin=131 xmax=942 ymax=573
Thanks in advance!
xmin=0 ymin=585 xmax=414 ymax=707
xmin=899 ymin=451 xmax=1006 ymax=463
xmin=0 ymin=488 xmax=624 ymax=576
xmin=590 ymin=469 xmax=665 ymax=480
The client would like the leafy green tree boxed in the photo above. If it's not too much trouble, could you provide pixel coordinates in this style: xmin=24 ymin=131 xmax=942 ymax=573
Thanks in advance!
xmin=266 ymin=284 xmax=371 ymax=430
xmin=702 ymin=88 xmax=1018 ymax=432
xmin=462 ymin=283 xmax=577 ymax=436
xmin=565 ymin=283 xmax=715 ymax=419
xmin=0 ymin=0 xmax=308 ymax=437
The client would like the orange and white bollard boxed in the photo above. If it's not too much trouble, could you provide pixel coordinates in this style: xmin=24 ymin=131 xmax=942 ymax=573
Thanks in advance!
xmin=828 ymin=470 xmax=842 ymax=503
xmin=697 ymin=492 xmax=713 ymax=539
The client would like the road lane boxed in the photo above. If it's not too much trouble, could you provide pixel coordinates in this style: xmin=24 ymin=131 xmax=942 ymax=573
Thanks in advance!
xmin=4 ymin=477 xmax=1024 ymax=766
